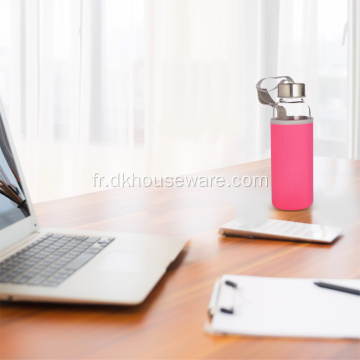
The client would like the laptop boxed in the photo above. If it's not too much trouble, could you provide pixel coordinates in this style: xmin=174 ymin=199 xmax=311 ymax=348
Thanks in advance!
xmin=0 ymin=100 xmax=187 ymax=305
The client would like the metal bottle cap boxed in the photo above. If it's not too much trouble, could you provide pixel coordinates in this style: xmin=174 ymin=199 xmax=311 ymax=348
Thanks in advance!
xmin=278 ymin=83 xmax=305 ymax=98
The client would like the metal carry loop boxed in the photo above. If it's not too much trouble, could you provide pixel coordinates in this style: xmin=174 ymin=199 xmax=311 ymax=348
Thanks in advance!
xmin=256 ymin=76 xmax=294 ymax=107
xmin=256 ymin=76 xmax=294 ymax=118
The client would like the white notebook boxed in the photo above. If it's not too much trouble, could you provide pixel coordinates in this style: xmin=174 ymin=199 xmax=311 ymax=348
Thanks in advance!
xmin=206 ymin=275 xmax=360 ymax=339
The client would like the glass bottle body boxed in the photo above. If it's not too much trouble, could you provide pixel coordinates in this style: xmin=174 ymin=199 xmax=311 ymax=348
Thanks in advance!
xmin=273 ymin=98 xmax=311 ymax=120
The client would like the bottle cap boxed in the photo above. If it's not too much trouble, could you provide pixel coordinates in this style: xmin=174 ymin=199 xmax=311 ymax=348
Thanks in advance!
xmin=278 ymin=83 xmax=305 ymax=98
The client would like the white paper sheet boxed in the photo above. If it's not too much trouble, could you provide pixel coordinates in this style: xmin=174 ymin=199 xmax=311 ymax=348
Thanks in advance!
xmin=208 ymin=275 xmax=360 ymax=338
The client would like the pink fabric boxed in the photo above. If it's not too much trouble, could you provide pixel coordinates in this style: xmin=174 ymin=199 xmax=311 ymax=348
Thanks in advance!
xmin=271 ymin=122 xmax=313 ymax=210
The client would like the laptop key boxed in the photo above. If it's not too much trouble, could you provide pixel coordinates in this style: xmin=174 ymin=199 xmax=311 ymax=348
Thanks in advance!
xmin=51 ymin=275 xmax=67 ymax=281
xmin=70 ymin=251 xmax=83 ymax=256
xmin=26 ymin=271 xmax=39 ymax=277
xmin=62 ymin=236 xmax=75 ymax=241
xmin=26 ymin=259 xmax=38 ymax=265
xmin=75 ymin=236 xmax=88 ymax=241
xmin=0 ymin=265 xmax=13 ymax=272
xmin=42 ymin=280 xmax=61 ymax=287
xmin=98 ymin=238 xmax=113 ymax=244
xmin=85 ymin=237 xmax=100 ymax=244
xmin=28 ymin=275 xmax=49 ymax=285
xmin=56 ymin=259 xmax=70 ymax=265
xmin=42 ymin=270 xmax=57 ymax=278
xmin=0 ymin=275 xmax=15 ymax=283
xmin=57 ymin=269 xmax=74 ymax=277
xmin=12 ymin=275 xmax=32 ymax=284
xmin=16 ymin=266 xmax=29 ymax=274
xmin=64 ymin=253 xmax=95 ymax=270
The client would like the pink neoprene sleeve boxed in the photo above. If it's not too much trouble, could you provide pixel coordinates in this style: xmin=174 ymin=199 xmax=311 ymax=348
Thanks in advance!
xmin=271 ymin=121 xmax=313 ymax=210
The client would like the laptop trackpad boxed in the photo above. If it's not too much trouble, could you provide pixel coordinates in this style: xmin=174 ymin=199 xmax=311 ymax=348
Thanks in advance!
xmin=97 ymin=252 xmax=148 ymax=273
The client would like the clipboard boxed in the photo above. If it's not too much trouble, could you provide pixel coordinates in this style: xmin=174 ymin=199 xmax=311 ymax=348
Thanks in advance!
xmin=205 ymin=275 xmax=360 ymax=339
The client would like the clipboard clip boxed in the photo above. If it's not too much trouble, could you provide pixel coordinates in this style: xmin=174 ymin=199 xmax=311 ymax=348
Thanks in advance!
xmin=208 ymin=279 xmax=238 ymax=320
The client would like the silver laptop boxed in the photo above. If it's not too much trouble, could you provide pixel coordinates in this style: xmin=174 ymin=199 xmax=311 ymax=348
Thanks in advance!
xmin=0 ymin=100 xmax=187 ymax=305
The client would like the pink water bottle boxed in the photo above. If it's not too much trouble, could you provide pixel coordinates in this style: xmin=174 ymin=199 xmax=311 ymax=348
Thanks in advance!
xmin=257 ymin=77 xmax=313 ymax=210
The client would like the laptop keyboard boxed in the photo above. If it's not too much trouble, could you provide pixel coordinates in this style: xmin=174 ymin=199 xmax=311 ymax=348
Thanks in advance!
xmin=0 ymin=234 xmax=114 ymax=287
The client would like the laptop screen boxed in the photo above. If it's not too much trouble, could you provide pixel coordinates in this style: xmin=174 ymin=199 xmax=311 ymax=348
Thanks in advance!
xmin=0 ymin=113 xmax=30 ymax=230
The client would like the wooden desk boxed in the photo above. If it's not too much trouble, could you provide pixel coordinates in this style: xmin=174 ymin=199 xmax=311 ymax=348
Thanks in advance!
xmin=1 ymin=157 xmax=359 ymax=359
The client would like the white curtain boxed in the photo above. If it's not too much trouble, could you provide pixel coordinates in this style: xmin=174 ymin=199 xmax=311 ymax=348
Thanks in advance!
xmin=145 ymin=0 xmax=280 ymax=176
xmin=145 ymin=0 xmax=353 ymax=176
xmin=0 ymin=0 xmax=145 ymax=202
xmin=0 ymin=0 xmax=357 ymax=202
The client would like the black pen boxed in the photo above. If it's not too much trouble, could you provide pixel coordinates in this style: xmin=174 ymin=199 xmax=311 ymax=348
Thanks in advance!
xmin=314 ymin=281 xmax=360 ymax=296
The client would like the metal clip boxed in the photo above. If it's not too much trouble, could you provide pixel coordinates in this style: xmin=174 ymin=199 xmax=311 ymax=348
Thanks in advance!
xmin=208 ymin=279 xmax=239 ymax=321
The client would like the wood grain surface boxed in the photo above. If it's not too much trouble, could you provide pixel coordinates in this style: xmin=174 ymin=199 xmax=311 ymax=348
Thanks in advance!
xmin=1 ymin=157 xmax=359 ymax=359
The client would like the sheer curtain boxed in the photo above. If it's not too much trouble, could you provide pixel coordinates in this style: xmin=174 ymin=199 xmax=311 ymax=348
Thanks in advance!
xmin=145 ymin=0 xmax=281 ymax=176
xmin=145 ymin=0 xmax=354 ymax=176
xmin=0 ymin=0 xmax=145 ymax=202
xmin=0 ymin=0 xmax=357 ymax=202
